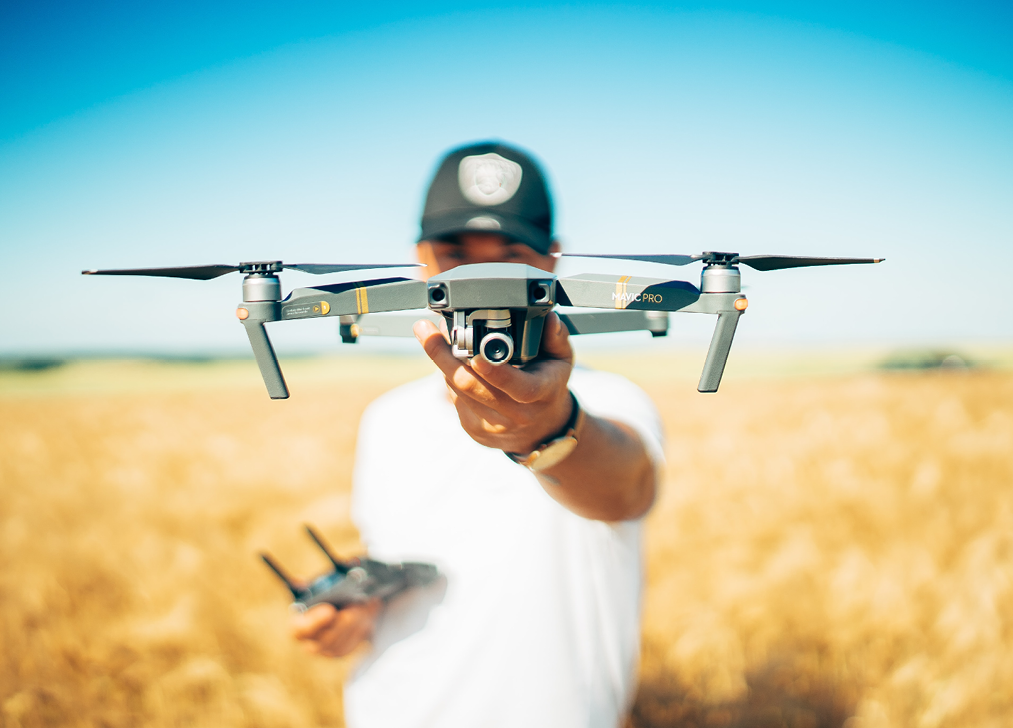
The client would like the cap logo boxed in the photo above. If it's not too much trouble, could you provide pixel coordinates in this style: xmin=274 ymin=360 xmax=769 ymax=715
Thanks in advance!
xmin=458 ymin=153 xmax=523 ymax=206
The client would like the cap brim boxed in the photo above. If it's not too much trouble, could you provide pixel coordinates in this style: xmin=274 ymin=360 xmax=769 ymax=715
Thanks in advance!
xmin=420 ymin=210 xmax=552 ymax=255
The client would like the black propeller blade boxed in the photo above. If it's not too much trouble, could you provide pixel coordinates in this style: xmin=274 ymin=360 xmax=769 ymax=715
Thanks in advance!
xmin=82 ymin=264 xmax=239 ymax=280
xmin=560 ymin=253 xmax=700 ymax=266
xmin=736 ymin=255 xmax=884 ymax=271
xmin=82 ymin=261 xmax=422 ymax=280
xmin=562 ymin=252 xmax=883 ymax=271
xmin=283 ymin=263 xmax=421 ymax=275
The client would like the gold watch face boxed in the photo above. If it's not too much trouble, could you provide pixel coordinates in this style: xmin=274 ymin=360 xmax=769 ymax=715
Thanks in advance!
xmin=528 ymin=435 xmax=579 ymax=472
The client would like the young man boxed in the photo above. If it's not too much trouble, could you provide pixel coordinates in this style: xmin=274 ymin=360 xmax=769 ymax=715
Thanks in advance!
xmin=293 ymin=142 xmax=664 ymax=727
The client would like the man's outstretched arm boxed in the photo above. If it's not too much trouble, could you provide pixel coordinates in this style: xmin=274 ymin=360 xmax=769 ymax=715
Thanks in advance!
xmin=413 ymin=312 xmax=656 ymax=522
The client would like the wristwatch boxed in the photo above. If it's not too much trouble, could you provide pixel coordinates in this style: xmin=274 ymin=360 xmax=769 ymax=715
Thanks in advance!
xmin=505 ymin=392 xmax=584 ymax=473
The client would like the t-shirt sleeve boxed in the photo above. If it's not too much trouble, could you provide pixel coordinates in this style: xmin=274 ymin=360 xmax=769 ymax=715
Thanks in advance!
xmin=568 ymin=367 xmax=665 ymax=468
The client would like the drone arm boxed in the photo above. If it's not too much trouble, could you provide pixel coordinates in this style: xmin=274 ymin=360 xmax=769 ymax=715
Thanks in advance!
xmin=558 ymin=310 xmax=669 ymax=336
xmin=698 ymin=311 xmax=741 ymax=393
xmin=340 ymin=311 xmax=443 ymax=340
xmin=556 ymin=274 xmax=700 ymax=311
xmin=282 ymin=278 xmax=428 ymax=320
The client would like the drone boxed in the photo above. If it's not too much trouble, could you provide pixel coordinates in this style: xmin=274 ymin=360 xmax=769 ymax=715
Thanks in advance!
xmin=83 ymin=251 xmax=882 ymax=397
xmin=261 ymin=525 xmax=439 ymax=611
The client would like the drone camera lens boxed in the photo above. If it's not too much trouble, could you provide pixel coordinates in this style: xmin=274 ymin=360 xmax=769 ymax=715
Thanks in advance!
xmin=479 ymin=332 xmax=513 ymax=365
xmin=484 ymin=339 xmax=510 ymax=363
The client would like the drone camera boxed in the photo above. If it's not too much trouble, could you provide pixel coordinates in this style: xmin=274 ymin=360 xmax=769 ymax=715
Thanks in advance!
xmin=428 ymin=284 xmax=449 ymax=307
xmin=479 ymin=331 xmax=514 ymax=365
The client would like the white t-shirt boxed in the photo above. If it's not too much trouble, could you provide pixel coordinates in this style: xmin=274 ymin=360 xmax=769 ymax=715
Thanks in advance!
xmin=344 ymin=365 xmax=664 ymax=728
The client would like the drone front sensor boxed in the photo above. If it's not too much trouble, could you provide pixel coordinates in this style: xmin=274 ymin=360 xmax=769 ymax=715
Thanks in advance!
xmin=83 ymin=251 xmax=882 ymax=397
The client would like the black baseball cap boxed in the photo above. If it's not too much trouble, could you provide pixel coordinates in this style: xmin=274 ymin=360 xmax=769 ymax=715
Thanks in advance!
xmin=419 ymin=142 xmax=554 ymax=255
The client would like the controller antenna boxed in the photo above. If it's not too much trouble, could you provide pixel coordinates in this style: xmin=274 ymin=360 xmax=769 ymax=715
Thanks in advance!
xmin=305 ymin=525 xmax=351 ymax=574
xmin=260 ymin=553 xmax=304 ymax=600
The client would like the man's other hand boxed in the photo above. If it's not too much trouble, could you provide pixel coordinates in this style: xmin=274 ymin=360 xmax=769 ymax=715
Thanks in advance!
xmin=291 ymin=599 xmax=382 ymax=658
xmin=413 ymin=311 xmax=574 ymax=455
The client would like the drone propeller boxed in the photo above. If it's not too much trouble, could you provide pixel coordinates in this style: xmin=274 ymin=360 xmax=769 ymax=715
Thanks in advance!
xmin=562 ymin=252 xmax=883 ymax=270
xmin=560 ymin=253 xmax=700 ymax=266
xmin=735 ymin=255 xmax=884 ymax=271
xmin=81 ymin=261 xmax=422 ymax=280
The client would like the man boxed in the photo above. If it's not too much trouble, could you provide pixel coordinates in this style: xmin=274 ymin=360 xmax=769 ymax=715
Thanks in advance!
xmin=293 ymin=142 xmax=664 ymax=727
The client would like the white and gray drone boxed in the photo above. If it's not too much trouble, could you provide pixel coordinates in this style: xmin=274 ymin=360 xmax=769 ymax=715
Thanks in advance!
xmin=84 ymin=251 xmax=882 ymax=398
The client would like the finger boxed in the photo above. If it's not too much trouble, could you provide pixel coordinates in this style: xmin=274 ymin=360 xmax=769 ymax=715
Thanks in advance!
xmin=444 ymin=379 xmax=519 ymax=427
xmin=446 ymin=385 xmax=515 ymax=438
xmin=435 ymin=315 xmax=450 ymax=342
xmin=329 ymin=614 xmax=377 ymax=656
xmin=315 ymin=603 xmax=377 ymax=657
xmin=469 ymin=313 xmax=573 ymax=403
xmin=539 ymin=312 xmax=574 ymax=363
xmin=414 ymin=319 xmax=467 ymax=380
xmin=292 ymin=603 xmax=338 ymax=641
xmin=415 ymin=320 xmax=509 ymax=407
xmin=446 ymin=386 xmax=511 ymax=429
xmin=318 ymin=622 xmax=370 ymax=657
xmin=471 ymin=354 xmax=571 ymax=404
xmin=364 ymin=597 xmax=383 ymax=619
xmin=315 ymin=612 xmax=359 ymax=655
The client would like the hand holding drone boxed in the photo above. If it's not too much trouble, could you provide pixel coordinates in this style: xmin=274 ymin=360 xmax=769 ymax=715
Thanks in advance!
xmin=83 ymin=250 xmax=882 ymax=397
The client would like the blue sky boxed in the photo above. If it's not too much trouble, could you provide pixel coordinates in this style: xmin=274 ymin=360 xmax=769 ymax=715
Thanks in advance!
xmin=1 ymin=2 xmax=1011 ymax=355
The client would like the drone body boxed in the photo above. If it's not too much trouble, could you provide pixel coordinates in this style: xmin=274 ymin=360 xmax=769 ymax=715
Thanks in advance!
xmin=83 ymin=251 xmax=882 ymax=398
xmin=231 ymin=260 xmax=741 ymax=397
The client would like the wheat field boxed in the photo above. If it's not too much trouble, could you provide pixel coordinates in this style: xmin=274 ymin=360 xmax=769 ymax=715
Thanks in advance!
xmin=1 ymin=351 xmax=1011 ymax=727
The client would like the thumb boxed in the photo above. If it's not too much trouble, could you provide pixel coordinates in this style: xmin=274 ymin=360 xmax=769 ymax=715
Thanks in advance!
xmin=540 ymin=312 xmax=573 ymax=362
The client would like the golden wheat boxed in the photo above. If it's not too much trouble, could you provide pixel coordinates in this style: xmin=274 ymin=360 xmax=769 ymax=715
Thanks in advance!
xmin=1 ymin=356 xmax=1010 ymax=728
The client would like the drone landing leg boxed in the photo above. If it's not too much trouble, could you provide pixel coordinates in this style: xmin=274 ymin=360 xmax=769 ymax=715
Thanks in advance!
xmin=242 ymin=320 xmax=290 ymax=399
xmin=698 ymin=311 xmax=741 ymax=393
